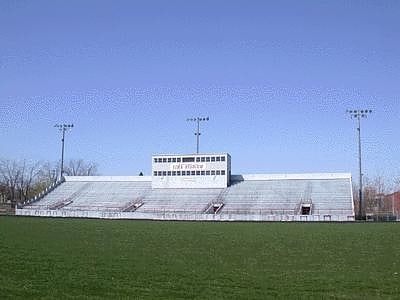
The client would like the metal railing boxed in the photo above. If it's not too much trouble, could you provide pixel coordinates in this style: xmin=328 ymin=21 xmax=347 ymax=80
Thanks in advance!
xmin=19 ymin=178 xmax=65 ymax=208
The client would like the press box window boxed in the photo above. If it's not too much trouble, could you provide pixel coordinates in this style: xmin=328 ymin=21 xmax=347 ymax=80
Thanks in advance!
xmin=206 ymin=170 xmax=210 ymax=175
xmin=211 ymin=170 xmax=216 ymax=175
xmin=182 ymin=157 xmax=195 ymax=162
xmin=191 ymin=171 xmax=195 ymax=176
xmin=172 ymin=158 xmax=177 ymax=162
xmin=177 ymin=171 xmax=181 ymax=176
xmin=211 ymin=157 xmax=215 ymax=162
xmin=206 ymin=157 xmax=210 ymax=162
xmin=221 ymin=170 xmax=225 ymax=175
xmin=153 ymin=171 xmax=157 ymax=176
xmin=201 ymin=157 xmax=205 ymax=162
xmin=201 ymin=171 xmax=205 ymax=175
xmin=221 ymin=156 xmax=226 ymax=161
xmin=196 ymin=157 xmax=200 ymax=162
xmin=162 ymin=158 xmax=167 ymax=163
xmin=168 ymin=158 xmax=172 ymax=162
xmin=162 ymin=171 xmax=167 ymax=176
xmin=216 ymin=170 xmax=221 ymax=175
xmin=196 ymin=171 xmax=200 ymax=175
xmin=157 ymin=171 xmax=162 ymax=176
xmin=177 ymin=158 xmax=181 ymax=162
xmin=167 ymin=171 xmax=171 ymax=176
xmin=216 ymin=157 xmax=220 ymax=162
xmin=153 ymin=158 xmax=157 ymax=163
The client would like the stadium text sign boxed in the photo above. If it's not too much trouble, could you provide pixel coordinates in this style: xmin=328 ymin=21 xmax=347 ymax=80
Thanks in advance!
xmin=171 ymin=163 xmax=205 ymax=171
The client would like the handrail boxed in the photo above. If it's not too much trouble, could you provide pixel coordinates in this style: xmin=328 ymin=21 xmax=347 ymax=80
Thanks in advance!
xmin=20 ymin=177 xmax=65 ymax=207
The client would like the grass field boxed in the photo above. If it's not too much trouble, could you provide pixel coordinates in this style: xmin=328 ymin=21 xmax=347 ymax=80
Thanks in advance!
xmin=0 ymin=217 xmax=399 ymax=299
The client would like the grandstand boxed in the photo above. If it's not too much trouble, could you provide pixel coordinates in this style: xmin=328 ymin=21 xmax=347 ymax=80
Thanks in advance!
xmin=16 ymin=153 xmax=354 ymax=221
xmin=223 ymin=175 xmax=353 ymax=216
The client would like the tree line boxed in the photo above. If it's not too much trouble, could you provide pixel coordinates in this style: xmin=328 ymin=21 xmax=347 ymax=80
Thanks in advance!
xmin=353 ymin=175 xmax=400 ymax=216
xmin=0 ymin=159 xmax=98 ymax=206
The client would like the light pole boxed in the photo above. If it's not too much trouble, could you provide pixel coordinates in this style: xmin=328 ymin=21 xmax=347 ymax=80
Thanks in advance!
xmin=346 ymin=109 xmax=372 ymax=219
xmin=186 ymin=117 xmax=209 ymax=154
xmin=392 ymin=193 xmax=395 ymax=216
xmin=54 ymin=124 xmax=74 ymax=179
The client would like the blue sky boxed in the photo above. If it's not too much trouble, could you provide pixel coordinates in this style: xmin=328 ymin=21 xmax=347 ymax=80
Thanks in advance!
xmin=0 ymin=1 xmax=399 ymax=181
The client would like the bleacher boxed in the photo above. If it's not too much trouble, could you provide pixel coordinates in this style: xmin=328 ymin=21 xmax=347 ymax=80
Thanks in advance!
xmin=221 ymin=178 xmax=353 ymax=215
xmin=24 ymin=181 xmax=90 ymax=209
xmin=63 ymin=181 xmax=151 ymax=211
xmin=26 ymin=179 xmax=152 ymax=212
xmin=20 ymin=173 xmax=354 ymax=220
xmin=137 ymin=188 xmax=223 ymax=213
xmin=306 ymin=179 xmax=353 ymax=215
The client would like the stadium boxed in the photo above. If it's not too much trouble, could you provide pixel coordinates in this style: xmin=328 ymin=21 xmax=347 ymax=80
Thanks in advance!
xmin=16 ymin=152 xmax=355 ymax=221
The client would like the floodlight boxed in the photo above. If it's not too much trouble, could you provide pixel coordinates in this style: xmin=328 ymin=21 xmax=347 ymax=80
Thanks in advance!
xmin=346 ymin=108 xmax=372 ymax=219
xmin=54 ymin=123 xmax=74 ymax=179
xmin=186 ymin=116 xmax=209 ymax=154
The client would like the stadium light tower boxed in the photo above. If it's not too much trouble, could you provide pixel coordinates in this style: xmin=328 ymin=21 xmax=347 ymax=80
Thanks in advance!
xmin=186 ymin=117 xmax=209 ymax=154
xmin=346 ymin=109 xmax=372 ymax=219
xmin=54 ymin=124 xmax=74 ymax=179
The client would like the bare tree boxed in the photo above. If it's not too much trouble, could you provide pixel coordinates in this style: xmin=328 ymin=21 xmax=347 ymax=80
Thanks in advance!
xmin=17 ymin=160 xmax=42 ymax=202
xmin=38 ymin=159 xmax=98 ymax=180
xmin=0 ymin=158 xmax=99 ymax=206
xmin=63 ymin=159 xmax=98 ymax=176
xmin=363 ymin=175 xmax=390 ymax=214
xmin=0 ymin=183 xmax=8 ymax=203
xmin=0 ymin=159 xmax=21 ymax=204
xmin=37 ymin=161 xmax=59 ymax=186
xmin=0 ymin=159 xmax=42 ymax=204
xmin=395 ymin=177 xmax=400 ymax=192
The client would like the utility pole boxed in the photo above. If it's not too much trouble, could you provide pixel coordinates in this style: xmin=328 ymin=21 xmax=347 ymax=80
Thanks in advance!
xmin=346 ymin=109 xmax=372 ymax=219
xmin=54 ymin=124 xmax=74 ymax=179
xmin=186 ymin=117 xmax=209 ymax=154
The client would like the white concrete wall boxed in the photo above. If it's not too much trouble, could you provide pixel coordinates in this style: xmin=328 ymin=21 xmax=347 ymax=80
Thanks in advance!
xmin=231 ymin=173 xmax=351 ymax=181
xmin=16 ymin=208 xmax=355 ymax=222
xmin=65 ymin=176 xmax=151 ymax=182
xmin=152 ymin=175 xmax=227 ymax=189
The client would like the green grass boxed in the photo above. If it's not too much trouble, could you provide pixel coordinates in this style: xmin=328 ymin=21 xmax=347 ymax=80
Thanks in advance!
xmin=0 ymin=217 xmax=399 ymax=299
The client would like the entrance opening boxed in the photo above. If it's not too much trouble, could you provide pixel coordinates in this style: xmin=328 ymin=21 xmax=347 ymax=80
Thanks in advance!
xmin=301 ymin=205 xmax=311 ymax=215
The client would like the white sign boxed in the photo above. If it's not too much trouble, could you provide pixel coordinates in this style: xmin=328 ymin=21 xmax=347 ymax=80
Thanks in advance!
xmin=170 ymin=163 xmax=206 ymax=171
